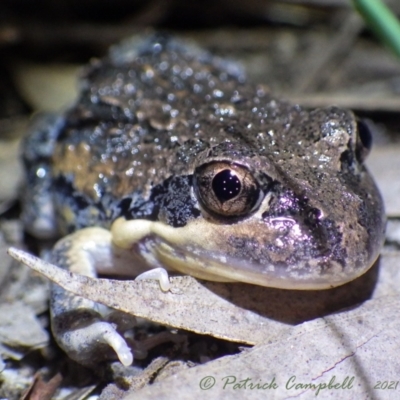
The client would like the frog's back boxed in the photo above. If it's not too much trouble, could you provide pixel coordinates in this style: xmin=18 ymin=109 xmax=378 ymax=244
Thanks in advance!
xmin=23 ymin=35 xmax=234 ymax=237
xmin=21 ymin=34 xmax=277 ymax=236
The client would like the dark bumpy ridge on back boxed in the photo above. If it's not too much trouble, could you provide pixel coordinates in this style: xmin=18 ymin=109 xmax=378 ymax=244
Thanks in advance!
xmin=49 ymin=33 xmax=300 ymax=231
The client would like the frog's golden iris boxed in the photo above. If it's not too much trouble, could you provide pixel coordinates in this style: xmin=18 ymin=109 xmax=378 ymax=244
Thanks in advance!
xmin=194 ymin=161 xmax=262 ymax=218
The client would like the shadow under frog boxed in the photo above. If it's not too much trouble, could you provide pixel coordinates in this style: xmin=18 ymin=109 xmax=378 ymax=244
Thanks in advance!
xmin=201 ymin=258 xmax=380 ymax=325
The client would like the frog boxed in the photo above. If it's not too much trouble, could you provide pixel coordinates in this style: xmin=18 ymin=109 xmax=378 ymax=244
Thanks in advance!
xmin=9 ymin=33 xmax=385 ymax=367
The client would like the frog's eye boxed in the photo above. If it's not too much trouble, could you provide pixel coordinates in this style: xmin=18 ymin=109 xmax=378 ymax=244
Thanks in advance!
xmin=356 ymin=119 xmax=373 ymax=163
xmin=194 ymin=162 xmax=261 ymax=217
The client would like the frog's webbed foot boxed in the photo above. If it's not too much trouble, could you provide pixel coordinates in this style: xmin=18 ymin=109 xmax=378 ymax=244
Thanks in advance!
xmin=48 ymin=227 xmax=139 ymax=366
xmin=51 ymin=286 xmax=134 ymax=367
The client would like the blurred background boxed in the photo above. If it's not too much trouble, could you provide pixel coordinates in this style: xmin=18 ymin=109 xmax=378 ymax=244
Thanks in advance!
xmin=1 ymin=1 xmax=400 ymax=398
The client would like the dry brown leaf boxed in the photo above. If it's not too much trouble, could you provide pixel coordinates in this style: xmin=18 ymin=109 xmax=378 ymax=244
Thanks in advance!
xmin=8 ymin=248 xmax=379 ymax=346
xmin=123 ymin=296 xmax=400 ymax=400
xmin=21 ymin=372 xmax=62 ymax=400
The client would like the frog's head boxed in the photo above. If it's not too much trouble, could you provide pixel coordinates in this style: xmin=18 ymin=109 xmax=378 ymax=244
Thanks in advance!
xmin=113 ymin=107 xmax=385 ymax=290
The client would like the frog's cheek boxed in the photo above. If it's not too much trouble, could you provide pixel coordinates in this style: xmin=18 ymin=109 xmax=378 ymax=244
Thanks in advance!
xmin=110 ymin=218 xmax=376 ymax=290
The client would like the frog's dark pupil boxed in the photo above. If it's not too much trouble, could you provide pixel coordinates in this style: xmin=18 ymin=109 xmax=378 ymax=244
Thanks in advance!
xmin=212 ymin=169 xmax=241 ymax=202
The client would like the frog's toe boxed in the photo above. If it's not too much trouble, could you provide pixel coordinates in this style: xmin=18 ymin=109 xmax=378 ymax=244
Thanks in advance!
xmin=135 ymin=267 xmax=170 ymax=291
xmin=54 ymin=319 xmax=133 ymax=366
xmin=92 ymin=321 xmax=133 ymax=366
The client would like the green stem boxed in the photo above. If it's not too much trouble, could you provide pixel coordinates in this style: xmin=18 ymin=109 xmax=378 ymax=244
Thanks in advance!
xmin=353 ymin=0 xmax=400 ymax=58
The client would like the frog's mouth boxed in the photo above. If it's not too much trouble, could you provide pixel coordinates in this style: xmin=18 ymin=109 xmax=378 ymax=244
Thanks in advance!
xmin=150 ymin=237 xmax=373 ymax=290
xmin=111 ymin=217 xmax=376 ymax=290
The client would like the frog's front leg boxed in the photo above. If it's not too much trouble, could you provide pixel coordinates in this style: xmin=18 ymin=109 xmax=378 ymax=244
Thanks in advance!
xmin=110 ymin=218 xmax=172 ymax=291
xmin=50 ymin=227 xmax=139 ymax=367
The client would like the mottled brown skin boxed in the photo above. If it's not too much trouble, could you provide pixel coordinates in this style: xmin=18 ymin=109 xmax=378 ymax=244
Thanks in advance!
xmin=22 ymin=34 xmax=384 ymax=288
xmin=19 ymin=33 xmax=386 ymax=367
